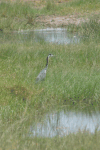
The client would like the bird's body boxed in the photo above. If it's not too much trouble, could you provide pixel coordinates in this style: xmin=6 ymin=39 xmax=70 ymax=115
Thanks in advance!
xmin=36 ymin=54 xmax=53 ymax=83
xmin=36 ymin=66 xmax=48 ymax=82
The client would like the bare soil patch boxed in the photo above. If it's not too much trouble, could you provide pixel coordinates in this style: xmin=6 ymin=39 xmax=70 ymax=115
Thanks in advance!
xmin=35 ymin=14 xmax=89 ymax=27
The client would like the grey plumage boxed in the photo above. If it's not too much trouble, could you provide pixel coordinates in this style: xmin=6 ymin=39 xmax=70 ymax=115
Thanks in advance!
xmin=36 ymin=54 xmax=54 ymax=83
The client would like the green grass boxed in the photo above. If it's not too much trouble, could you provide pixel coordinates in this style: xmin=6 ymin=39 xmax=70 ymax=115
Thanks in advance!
xmin=1 ymin=129 xmax=100 ymax=150
xmin=1 ymin=20 xmax=100 ymax=148
xmin=0 ymin=0 xmax=100 ymax=31
xmin=1 ymin=0 xmax=100 ymax=149
xmin=0 ymin=1 xmax=38 ymax=31
xmin=42 ymin=0 xmax=100 ymax=15
xmin=1 ymin=28 xmax=100 ymax=148
xmin=1 ymin=40 xmax=100 ymax=111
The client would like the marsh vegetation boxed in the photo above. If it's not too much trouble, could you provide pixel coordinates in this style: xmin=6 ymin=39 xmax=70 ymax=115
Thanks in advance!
xmin=0 ymin=0 xmax=100 ymax=149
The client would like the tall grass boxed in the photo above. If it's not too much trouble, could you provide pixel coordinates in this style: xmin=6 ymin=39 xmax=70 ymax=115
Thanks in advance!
xmin=1 ymin=0 xmax=100 ymax=149
xmin=1 ymin=29 xmax=100 ymax=150
xmin=0 ymin=30 xmax=100 ymax=121
xmin=0 ymin=0 xmax=100 ymax=31
xmin=0 ymin=1 xmax=38 ymax=31
xmin=67 ymin=15 xmax=100 ymax=43
xmin=81 ymin=19 xmax=100 ymax=39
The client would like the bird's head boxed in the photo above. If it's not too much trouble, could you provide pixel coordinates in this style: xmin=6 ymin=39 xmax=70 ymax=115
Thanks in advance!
xmin=48 ymin=54 xmax=54 ymax=58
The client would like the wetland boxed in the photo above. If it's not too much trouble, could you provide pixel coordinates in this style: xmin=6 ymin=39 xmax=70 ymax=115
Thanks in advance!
xmin=1 ymin=0 xmax=100 ymax=149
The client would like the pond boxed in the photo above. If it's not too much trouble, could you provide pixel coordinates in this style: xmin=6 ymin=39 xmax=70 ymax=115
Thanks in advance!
xmin=30 ymin=110 xmax=100 ymax=137
xmin=0 ymin=28 xmax=80 ymax=44
xmin=33 ymin=28 xmax=79 ymax=44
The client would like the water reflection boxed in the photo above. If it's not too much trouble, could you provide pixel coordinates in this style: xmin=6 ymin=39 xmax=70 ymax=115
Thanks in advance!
xmin=0 ymin=28 xmax=79 ymax=44
xmin=34 ymin=28 xmax=79 ymax=44
xmin=30 ymin=110 xmax=100 ymax=137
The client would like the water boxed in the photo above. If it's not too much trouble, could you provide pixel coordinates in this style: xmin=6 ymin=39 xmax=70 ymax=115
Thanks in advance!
xmin=34 ymin=28 xmax=79 ymax=44
xmin=30 ymin=110 xmax=100 ymax=137
xmin=0 ymin=28 xmax=79 ymax=44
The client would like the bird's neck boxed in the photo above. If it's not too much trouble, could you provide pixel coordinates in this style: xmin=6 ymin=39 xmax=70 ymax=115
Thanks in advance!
xmin=46 ymin=56 xmax=48 ymax=67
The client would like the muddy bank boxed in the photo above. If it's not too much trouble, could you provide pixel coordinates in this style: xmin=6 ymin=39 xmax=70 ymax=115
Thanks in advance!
xmin=35 ymin=14 xmax=89 ymax=27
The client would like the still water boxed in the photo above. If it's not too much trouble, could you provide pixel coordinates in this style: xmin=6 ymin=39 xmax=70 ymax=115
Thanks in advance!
xmin=0 ymin=28 xmax=79 ymax=44
xmin=30 ymin=110 xmax=100 ymax=137
xmin=33 ymin=28 xmax=79 ymax=44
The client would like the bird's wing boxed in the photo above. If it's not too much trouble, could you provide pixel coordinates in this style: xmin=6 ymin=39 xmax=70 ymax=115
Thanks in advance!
xmin=36 ymin=68 xmax=47 ymax=82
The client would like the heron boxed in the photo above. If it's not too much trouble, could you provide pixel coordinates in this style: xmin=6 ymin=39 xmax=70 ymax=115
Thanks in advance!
xmin=36 ymin=54 xmax=54 ymax=83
